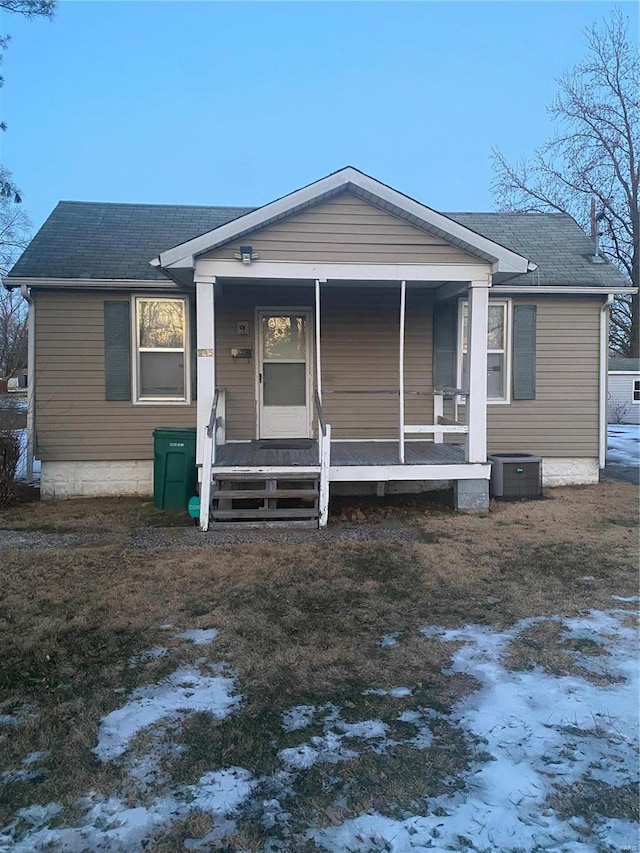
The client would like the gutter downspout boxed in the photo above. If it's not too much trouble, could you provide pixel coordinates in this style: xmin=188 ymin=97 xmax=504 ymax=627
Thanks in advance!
xmin=20 ymin=284 xmax=35 ymax=482
xmin=599 ymin=294 xmax=614 ymax=470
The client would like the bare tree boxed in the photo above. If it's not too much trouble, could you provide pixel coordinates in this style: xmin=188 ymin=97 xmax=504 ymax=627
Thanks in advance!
xmin=492 ymin=10 xmax=639 ymax=357
xmin=0 ymin=186 xmax=30 ymax=377
xmin=0 ymin=170 xmax=30 ymax=277
xmin=0 ymin=0 xmax=56 ymax=201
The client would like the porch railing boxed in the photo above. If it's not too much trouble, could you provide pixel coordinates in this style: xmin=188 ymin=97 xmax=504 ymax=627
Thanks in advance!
xmin=321 ymin=387 xmax=468 ymax=463
xmin=403 ymin=387 xmax=468 ymax=450
xmin=314 ymin=391 xmax=331 ymax=527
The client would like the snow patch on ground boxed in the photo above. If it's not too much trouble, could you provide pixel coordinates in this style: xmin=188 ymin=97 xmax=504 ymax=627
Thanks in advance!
xmin=311 ymin=609 xmax=639 ymax=853
xmin=0 ymin=768 xmax=253 ymax=853
xmin=278 ymin=704 xmax=391 ymax=771
xmin=281 ymin=704 xmax=318 ymax=733
xmin=0 ymin=640 xmax=248 ymax=852
xmin=363 ymin=686 xmax=413 ymax=698
xmin=278 ymin=702 xmax=430 ymax=772
xmin=279 ymin=732 xmax=359 ymax=771
xmin=13 ymin=428 xmax=41 ymax=481
xmin=176 ymin=628 xmax=219 ymax=646
xmin=94 ymin=665 xmax=241 ymax=762
xmin=607 ymin=424 xmax=640 ymax=467
xmin=2 ymin=612 xmax=638 ymax=852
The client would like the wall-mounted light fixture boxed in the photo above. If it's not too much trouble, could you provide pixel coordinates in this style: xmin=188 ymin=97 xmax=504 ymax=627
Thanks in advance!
xmin=234 ymin=245 xmax=260 ymax=265
xmin=231 ymin=348 xmax=252 ymax=361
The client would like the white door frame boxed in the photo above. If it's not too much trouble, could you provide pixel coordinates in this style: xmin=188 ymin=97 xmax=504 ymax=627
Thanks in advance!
xmin=255 ymin=307 xmax=313 ymax=439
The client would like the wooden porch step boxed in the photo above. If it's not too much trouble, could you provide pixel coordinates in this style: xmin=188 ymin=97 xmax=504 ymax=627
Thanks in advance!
xmin=211 ymin=508 xmax=319 ymax=520
xmin=212 ymin=469 xmax=320 ymax=480
xmin=209 ymin=520 xmax=319 ymax=530
xmin=209 ymin=470 xmax=320 ymax=527
xmin=212 ymin=488 xmax=318 ymax=500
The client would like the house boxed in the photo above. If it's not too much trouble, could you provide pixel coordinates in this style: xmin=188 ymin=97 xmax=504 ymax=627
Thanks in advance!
xmin=608 ymin=357 xmax=640 ymax=425
xmin=4 ymin=167 xmax=634 ymax=528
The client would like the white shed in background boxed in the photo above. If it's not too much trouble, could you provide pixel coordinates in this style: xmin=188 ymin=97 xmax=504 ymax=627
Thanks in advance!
xmin=608 ymin=357 xmax=640 ymax=424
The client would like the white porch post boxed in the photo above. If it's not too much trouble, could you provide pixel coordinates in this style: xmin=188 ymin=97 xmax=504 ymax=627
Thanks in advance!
xmin=466 ymin=279 xmax=489 ymax=463
xmin=195 ymin=277 xmax=216 ymax=468
xmin=315 ymin=279 xmax=323 ymax=402
xmin=399 ymin=280 xmax=406 ymax=463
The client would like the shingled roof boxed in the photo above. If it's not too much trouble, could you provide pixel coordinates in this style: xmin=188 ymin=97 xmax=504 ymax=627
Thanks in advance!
xmin=609 ymin=357 xmax=640 ymax=373
xmin=8 ymin=201 xmax=253 ymax=282
xmin=6 ymin=198 xmax=630 ymax=289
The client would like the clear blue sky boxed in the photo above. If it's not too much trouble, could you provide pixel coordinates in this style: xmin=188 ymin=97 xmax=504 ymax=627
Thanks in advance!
xmin=2 ymin=1 xmax=637 ymax=232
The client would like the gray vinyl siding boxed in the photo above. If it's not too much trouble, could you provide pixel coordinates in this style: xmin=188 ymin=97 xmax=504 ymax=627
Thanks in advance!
xmin=487 ymin=297 xmax=601 ymax=457
xmin=204 ymin=193 xmax=477 ymax=265
xmin=34 ymin=289 xmax=603 ymax=462
xmin=608 ymin=373 xmax=640 ymax=424
xmin=321 ymin=287 xmax=433 ymax=439
xmin=34 ymin=291 xmax=196 ymax=462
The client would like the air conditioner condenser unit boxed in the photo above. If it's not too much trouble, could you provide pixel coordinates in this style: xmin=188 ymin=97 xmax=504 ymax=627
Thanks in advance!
xmin=489 ymin=453 xmax=543 ymax=500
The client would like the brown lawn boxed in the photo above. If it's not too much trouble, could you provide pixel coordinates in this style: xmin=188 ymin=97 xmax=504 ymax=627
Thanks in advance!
xmin=0 ymin=480 xmax=637 ymax=849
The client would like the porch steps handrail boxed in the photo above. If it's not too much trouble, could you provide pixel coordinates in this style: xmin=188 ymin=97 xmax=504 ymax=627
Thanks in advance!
xmin=314 ymin=391 xmax=327 ymax=437
xmin=206 ymin=388 xmax=220 ymax=438
xmin=314 ymin=391 xmax=331 ymax=528
xmin=200 ymin=388 xmax=222 ymax=532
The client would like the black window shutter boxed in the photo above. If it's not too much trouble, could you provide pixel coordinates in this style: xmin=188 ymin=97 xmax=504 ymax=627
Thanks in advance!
xmin=104 ymin=301 xmax=132 ymax=401
xmin=190 ymin=298 xmax=197 ymax=401
xmin=433 ymin=302 xmax=458 ymax=388
xmin=512 ymin=304 xmax=537 ymax=400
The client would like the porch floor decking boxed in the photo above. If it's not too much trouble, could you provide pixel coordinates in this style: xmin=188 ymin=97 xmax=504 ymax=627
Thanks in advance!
xmin=214 ymin=440 xmax=465 ymax=468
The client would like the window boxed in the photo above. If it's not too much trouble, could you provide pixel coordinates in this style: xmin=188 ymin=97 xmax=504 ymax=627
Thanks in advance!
xmin=135 ymin=297 xmax=189 ymax=402
xmin=459 ymin=300 xmax=510 ymax=402
xmin=633 ymin=380 xmax=640 ymax=403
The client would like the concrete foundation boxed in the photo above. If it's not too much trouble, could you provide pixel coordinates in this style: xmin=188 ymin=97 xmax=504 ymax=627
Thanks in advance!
xmin=40 ymin=460 xmax=153 ymax=499
xmin=541 ymin=457 xmax=599 ymax=487
xmin=455 ymin=478 xmax=490 ymax=513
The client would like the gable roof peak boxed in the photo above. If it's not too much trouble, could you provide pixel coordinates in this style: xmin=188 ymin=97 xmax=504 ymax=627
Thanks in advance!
xmin=154 ymin=166 xmax=535 ymax=276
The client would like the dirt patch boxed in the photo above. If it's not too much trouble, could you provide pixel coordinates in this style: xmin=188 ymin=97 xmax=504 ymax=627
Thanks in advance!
xmin=549 ymin=778 xmax=639 ymax=824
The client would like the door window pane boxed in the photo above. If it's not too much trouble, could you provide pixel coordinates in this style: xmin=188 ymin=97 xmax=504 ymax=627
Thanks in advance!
xmin=262 ymin=315 xmax=306 ymax=361
xmin=263 ymin=363 xmax=306 ymax=406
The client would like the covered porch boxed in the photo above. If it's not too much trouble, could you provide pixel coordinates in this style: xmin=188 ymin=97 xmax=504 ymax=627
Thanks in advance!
xmin=195 ymin=268 xmax=494 ymax=529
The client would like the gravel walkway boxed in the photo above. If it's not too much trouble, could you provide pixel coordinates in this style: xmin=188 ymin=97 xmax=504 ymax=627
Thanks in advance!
xmin=130 ymin=521 xmax=420 ymax=548
xmin=0 ymin=531 xmax=108 ymax=550
xmin=0 ymin=522 xmax=420 ymax=551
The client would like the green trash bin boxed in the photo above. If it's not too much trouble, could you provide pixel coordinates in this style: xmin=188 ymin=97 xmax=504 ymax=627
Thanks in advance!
xmin=153 ymin=427 xmax=197 ymax=510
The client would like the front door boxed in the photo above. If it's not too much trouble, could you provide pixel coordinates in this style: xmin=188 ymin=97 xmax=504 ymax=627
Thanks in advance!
xmin=258 ymin=311 xmax=311 ymax=439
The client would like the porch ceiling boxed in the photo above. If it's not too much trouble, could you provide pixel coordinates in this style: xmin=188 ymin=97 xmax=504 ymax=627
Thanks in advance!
xmin=214 ymin=278 xmax=454 ymax=289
